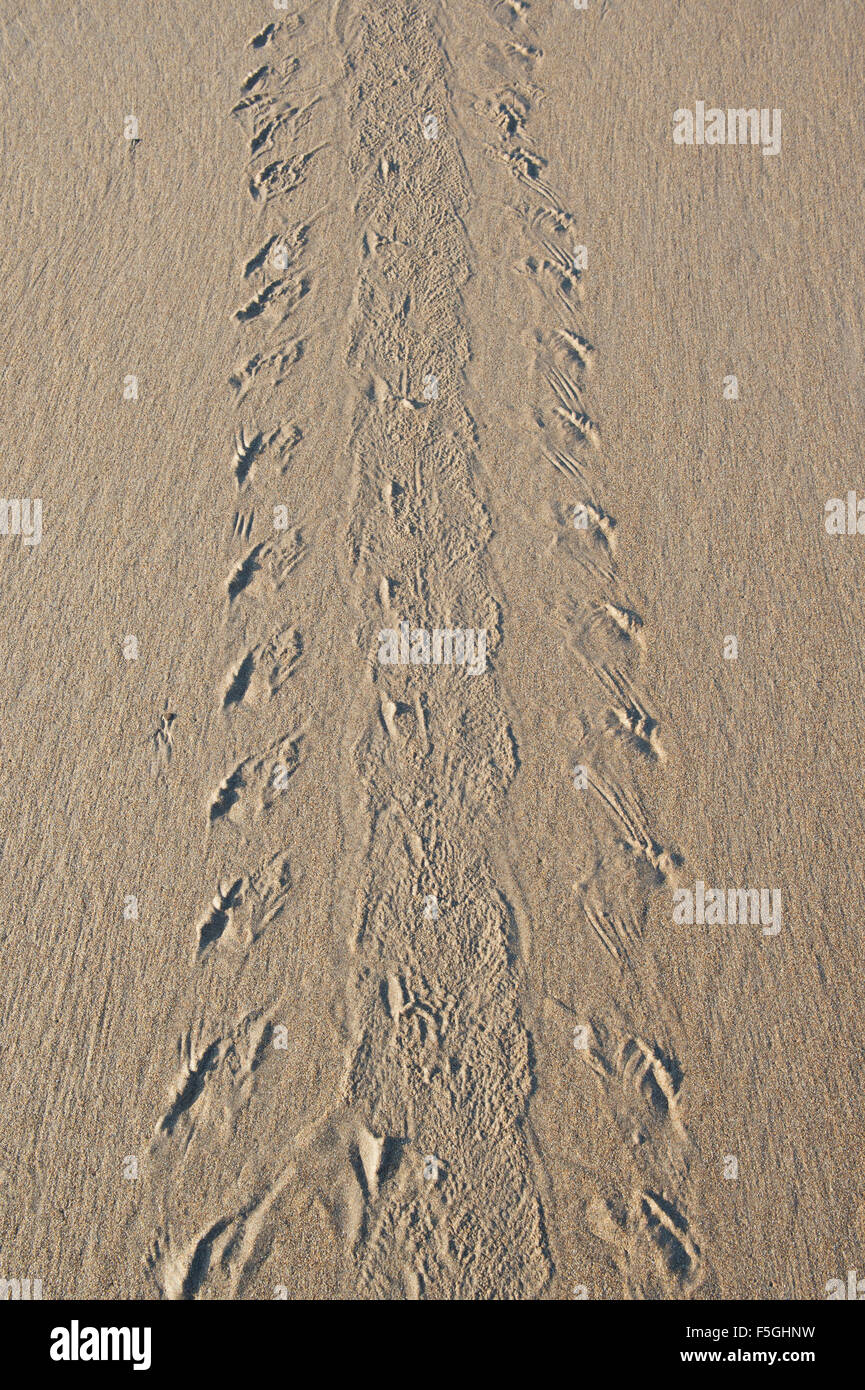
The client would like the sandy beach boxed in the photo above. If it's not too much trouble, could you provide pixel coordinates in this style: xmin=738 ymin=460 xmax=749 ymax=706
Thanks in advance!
xmin=0 ymin=0 xmax=862 ymax=1301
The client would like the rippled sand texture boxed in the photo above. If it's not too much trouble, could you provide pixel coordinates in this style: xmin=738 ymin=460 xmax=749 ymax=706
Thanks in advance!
xmin=0 ymin=0 xmax=862 ymax=1299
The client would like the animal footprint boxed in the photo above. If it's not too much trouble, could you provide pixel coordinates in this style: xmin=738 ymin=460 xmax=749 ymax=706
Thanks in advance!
xmin=223 ymin=627 xmax=302 ymax=709
xmin=194 ymin=853 xmax=291 ymax=958
xmin=149 ymin=707 xmax=177 ymax=778
xmin=208 ymin=733 xmax=302 ymax=826
xmin=224 ymin=533 xmax=305 ymax=606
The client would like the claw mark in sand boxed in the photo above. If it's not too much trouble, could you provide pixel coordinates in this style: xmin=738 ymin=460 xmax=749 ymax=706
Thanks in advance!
xmin=222 ymin=626 xmax=302 ymax=708
xmin=208 ymin=733 xmax=302 ymax=826
xmin=193 ymin=854 xmax=291 ymax=959
xmin=224 ymin=532 xmax=305 ymax=606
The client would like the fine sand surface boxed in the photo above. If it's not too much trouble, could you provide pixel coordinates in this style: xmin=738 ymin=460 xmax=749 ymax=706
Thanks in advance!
xmin=0 ymin=0 xmax=862 ymax=1299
